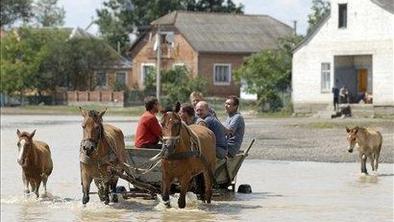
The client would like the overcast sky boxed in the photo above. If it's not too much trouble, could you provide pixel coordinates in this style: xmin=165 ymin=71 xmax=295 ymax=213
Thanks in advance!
xmin=58 ymin=0 xmax=312 ymax=35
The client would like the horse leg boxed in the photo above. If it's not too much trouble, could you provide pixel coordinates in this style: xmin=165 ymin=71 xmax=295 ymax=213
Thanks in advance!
xmin=360 ymin=153 xmax=368 ymax=174
xmin=161 ymin=173 xmax=171 ymax=208
xmin=103 ymin=182 xmax=110 ymax=205
xmin=41 ymin=174 xmax=48 ymax=197
xmin=81 ymin=174 xmax=92 ymax=204
xmin=95 ymin=179 xmax=106 ymax=202
xmin=370 ymin=154 xmax=375 ymax=172
xmin=178 ymin=176 xmax=191 ymax=209
xmin=109 ymin=177 xmax=119 ymax=203
xmin=203 ymin=171 xmax=213 ymax=204
xmin=33 ymin=179 xmax=41 ymax=198
xmin=374 ymin=153 xmax=380 ymax=172
xmin=22 ymin=171 xmax=30 ymax=194
xmin=195 ymin=173 xmax=205 ymax=202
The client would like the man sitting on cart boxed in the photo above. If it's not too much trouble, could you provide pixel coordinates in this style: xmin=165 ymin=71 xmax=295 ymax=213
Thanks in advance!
xmin=135 ymin=96 xmax=162 ymax=149
xmin=223 ymin=95 xmax=245 ymax=157
xmin=195 ymin=101 xmax=228 ymax=159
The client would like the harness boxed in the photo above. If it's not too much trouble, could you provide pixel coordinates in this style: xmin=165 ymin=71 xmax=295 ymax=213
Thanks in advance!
xmin=80 ymin=121 xmax=118 ymax=182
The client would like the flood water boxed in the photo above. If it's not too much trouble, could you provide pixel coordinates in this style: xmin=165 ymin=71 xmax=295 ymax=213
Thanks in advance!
xmin=1 ymin=115 xmax=393 ymax=222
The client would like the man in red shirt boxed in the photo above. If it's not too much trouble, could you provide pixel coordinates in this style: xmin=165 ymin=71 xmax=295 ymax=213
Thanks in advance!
xmin=135 ymin=97 xmax=162 ymax=149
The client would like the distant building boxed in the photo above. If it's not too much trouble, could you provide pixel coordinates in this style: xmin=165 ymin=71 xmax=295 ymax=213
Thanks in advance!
xmin=128 ymin=11 xmax=293 ymax=97
xmin=292 ymin=0 xmax=393 ymax=115
xmin=68 ymin=27 xmax=132 ymax=91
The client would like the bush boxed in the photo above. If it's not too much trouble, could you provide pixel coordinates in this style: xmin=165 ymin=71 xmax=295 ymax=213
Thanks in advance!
xmin=143 ymin=67 xmax=208 ymax=107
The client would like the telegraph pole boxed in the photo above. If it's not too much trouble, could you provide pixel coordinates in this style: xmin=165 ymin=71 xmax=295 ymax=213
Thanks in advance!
xmin=156 ymin=25 xmax=161 ymax=99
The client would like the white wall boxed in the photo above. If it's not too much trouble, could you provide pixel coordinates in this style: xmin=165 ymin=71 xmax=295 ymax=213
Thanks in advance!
xmin=292 ymin=0 xmax=394 ymax=106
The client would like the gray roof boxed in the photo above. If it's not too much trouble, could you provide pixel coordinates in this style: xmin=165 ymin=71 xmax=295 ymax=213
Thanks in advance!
xmin=151 ymin=11 xmax=293 ymax=53
xmin=68 ymin=27 xmax=132 ymax=69
xmin=371 ymin=0 xmax=394 ymax=13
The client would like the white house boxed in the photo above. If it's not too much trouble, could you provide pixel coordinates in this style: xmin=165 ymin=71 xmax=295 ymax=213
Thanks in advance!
xmin=292 ymin=0 xmax=393 ymax=115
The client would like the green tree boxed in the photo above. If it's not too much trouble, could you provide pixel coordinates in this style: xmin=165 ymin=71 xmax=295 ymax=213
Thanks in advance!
xmin=1 ymin=27 xmax=118 ymax=102
xmin=96 ymin=0 xmax=243 ymax=54
xmin=1 ymin=27 xmax=69 ymax=99
xmin=55 ymin=37 xmax=118 ymax=91
xmin=143 ymin=66 xmax=207 ymax=106
xmin=184 ymin=0 xmax=243 ymax=13
xmin=307 ymin=0 xmax=330 ymax=34
xmin=0 ymin=0 xmax=33 ymax=27
xmin=33 ymin=0 xmax=65 ymax=27
xmin=234 ymin=35 xmax=302 ymax=111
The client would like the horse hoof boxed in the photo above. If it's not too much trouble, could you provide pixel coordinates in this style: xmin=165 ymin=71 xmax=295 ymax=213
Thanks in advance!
xmin=104 ymin=199 xmax=109 ymax=205
xmin=164 ymin=201 xmax=171 ymax=208
xmin=82 ymin=196 xmax=90 ymax=204
xmin=178 ymin=200 xmax=186 ymax=209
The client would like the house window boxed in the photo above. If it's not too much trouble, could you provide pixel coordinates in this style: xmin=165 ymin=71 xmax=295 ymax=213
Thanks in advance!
xmin=321 ymin=63 xmax=331 ymax=92
xmin=338 ymin=4 xmax=347 ymax=28
xmin=116 ymin=72 xmax=126 ymax=85
xmin=213 ymin=64 xmax=231 ymax=85
xmin=141 ymin=63 xmax=155 ymax=85
xmin=172 ymin=63 xmax=186 ymax=70
xmin=96 ymin=71 xmax=107 ymax=87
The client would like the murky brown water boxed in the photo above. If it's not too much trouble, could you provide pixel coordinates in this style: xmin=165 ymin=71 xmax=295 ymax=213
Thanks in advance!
xmin=1 ymin=115 xmax=393 ymax=221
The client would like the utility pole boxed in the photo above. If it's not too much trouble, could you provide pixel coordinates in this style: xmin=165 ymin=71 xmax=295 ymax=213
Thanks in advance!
xmin=156 ymin=25 xmax=161 ymax=100
xmin=293 ymin=20 xmax=297 ymax=35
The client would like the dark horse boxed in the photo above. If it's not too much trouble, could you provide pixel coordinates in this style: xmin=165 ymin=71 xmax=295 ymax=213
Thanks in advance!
xmin=79 ymin=107 xmax=127 ymax=204
xmin=160 ymin=103 xmax=216 ymax=208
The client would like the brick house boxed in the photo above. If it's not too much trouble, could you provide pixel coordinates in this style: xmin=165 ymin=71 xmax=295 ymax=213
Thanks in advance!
xmin=128 ymin=11 xmax=293 ymax=96
xmin=66 ymin=27 xmax=132 ymax=106
xmin=69 ymin=27 xmax=133 ymax=91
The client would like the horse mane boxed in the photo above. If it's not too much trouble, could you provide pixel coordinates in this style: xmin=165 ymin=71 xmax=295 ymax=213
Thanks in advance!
xmin=87 ymin=110 xmax=103 ymax=122
xmin=180 ymin=122 xmax=202 ymax=154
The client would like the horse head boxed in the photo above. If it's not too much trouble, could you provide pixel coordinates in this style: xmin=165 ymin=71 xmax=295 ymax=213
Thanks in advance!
xmin=160 ymin=102 xmax=182 ymax=157
xmin=16 ymin=129 xmax=36 ymax=166
xmin=346 ymin=126 xmax=359 ymax=153
xmin=79 ymin=107 xmax=106 ymax=157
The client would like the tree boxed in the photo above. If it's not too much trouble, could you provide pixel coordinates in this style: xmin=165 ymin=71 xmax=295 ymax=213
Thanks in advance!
xmin=143 ymin=66 xmax=208 ymax=106
xmin=307 ymin=0 xmax=330 ymax=34
xmin=33 ymin=0 xmax=65 ymax=27
xmin=234 ymin=35 xmax=303 ymax=111
xmin=59 ymin=38 xmax=118 ymax=91
xmin=95 ymin=0 xmax=243 ymax=54
xmin=0 ymin=0 xmax=33 ymax=27
xmin=1 ymin=27 xmax=118 ymax=103
xmin=1 ymin=27 xmax=69 ymax=98
xmin=184 ymin=0 xmax=243 ymax=13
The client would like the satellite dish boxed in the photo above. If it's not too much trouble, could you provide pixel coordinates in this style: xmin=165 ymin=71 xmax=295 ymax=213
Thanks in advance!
xmin=165 ymin=33 xmax=175 ymax=44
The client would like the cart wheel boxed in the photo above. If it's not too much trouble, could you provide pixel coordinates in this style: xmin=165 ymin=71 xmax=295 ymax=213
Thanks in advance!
xmin=237 ymin=184 xmax=252 ymax=194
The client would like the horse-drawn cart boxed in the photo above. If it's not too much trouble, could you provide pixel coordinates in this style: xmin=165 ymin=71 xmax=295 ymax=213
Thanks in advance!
xmin=113 ymin=139 xmax=255 ymax=199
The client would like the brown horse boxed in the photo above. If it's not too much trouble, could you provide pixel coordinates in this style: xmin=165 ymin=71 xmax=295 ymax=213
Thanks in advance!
xmin=16 ymin=129 xmax=53 ymax=198
xmin=160 ymin=103 xmax=216 ymax=208
xmin=346 ymin=127 xmax=383 ymax=174
xmin=79 ymin=107 xmax=127 ymax=204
